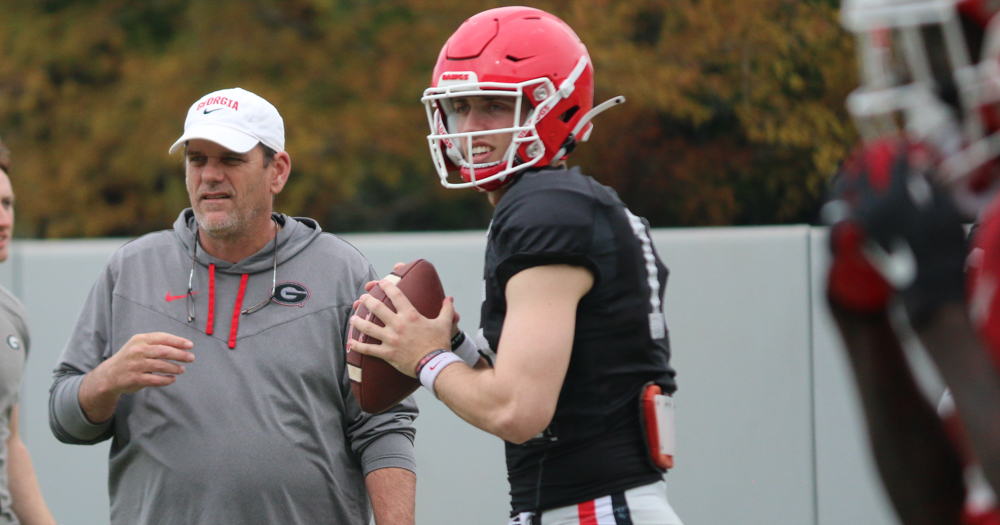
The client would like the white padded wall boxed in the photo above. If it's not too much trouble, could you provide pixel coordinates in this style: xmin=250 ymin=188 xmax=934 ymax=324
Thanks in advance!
xmin=8 ymin=227 xmax=906 ymax=525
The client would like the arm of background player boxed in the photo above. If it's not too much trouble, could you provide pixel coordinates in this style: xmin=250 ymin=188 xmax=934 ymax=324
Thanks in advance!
xmin=433 ymin=264 xmax=593 ymax=444
xmin=914 ymin=302 xmax=1000 ymax=498
xmin=365 ymin=467 xmax=415 ymax=525
xmin=7 ymin=404 xmax=57 ymax=525
xmin=830 ymin=303 xmax=966 ymax=525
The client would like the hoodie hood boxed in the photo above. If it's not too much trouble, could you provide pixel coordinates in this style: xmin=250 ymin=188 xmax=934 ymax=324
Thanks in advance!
xmin=173 ymin=208 xmax=323 ymax=274
xmin=171 ymin=209 xmax=325 ymax=349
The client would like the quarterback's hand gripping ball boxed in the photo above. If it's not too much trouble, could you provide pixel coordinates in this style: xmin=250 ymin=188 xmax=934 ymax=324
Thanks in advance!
xmin=347 ymin=259 xmax=446 ymax=414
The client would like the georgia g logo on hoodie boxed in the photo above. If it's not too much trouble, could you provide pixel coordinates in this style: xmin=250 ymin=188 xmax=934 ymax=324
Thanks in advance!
xmin=272 ymin=282 xmax=310 ymax=306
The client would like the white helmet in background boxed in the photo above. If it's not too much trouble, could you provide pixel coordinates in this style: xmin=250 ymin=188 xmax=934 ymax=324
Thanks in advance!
xmin=841 ymin=0 xmax=1000 ymax=213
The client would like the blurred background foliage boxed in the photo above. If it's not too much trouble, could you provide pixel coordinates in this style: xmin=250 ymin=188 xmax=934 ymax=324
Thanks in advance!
xmin=0 ymin=0 xmax=856 ymax=238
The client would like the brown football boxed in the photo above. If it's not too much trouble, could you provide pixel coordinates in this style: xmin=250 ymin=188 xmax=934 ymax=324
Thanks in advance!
xmin=347 ymin=259 xmax=446 ymax=414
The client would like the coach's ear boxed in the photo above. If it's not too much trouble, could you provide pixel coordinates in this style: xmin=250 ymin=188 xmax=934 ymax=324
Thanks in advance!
xmin=269 ymin=151 xmax=291 ymax=195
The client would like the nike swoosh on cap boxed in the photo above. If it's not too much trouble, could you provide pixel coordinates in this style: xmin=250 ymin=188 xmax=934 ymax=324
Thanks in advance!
xmin=203 ymin=108 xmax=224 ymax=114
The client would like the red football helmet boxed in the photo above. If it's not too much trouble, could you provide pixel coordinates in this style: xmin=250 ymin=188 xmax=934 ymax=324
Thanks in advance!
xmin=422 ymin=6 xmax=624 ymax=191
xmin=841 ymin=0 xmax=1000 ymax=214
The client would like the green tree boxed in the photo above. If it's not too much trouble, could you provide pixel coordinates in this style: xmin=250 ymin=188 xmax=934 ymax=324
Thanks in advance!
xmin=0 ymin=0 xmax=856 ymax=237
xmin=564 ymin=0 xmax=856 ymax=225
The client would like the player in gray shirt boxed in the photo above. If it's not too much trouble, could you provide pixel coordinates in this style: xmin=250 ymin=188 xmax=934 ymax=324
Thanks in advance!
xmin=49 ymin=88 xmax=417 ymax=524
xmin=0 ymin=136 xmax=56 ymax=525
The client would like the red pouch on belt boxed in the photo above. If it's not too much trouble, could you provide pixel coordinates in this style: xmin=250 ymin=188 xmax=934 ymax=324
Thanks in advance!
xmin=639 ymin=383 xmax=675 ymax=470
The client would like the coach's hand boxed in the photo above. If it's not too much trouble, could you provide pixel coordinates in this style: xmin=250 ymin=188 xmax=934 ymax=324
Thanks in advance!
xmin=349 ymin=279 xmax=454 ymax=378
xmin=79 ymin=332 xmax=194 ymax=424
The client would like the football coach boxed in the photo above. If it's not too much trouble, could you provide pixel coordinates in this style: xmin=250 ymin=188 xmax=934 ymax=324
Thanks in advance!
xmin=49 ymin=87 xmax=417 ymax=525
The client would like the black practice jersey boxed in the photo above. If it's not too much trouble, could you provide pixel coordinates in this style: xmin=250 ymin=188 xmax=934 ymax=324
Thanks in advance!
xmin=480 ymin=167 xmax=677 ymax=515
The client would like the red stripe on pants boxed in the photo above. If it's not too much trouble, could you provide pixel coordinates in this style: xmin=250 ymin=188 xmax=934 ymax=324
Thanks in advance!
xmin=579 ymin=500 xmax=598 ymax=525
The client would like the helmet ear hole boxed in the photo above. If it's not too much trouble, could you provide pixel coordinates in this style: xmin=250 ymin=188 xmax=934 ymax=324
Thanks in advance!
xmin=559 ymin=106 xmax=580 ymax=123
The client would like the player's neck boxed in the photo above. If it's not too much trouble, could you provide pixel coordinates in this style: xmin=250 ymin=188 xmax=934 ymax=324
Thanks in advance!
xmin=487 ymin=187 xmax=508 ymax=207
xmin=199 ymin=216 xmax=278 ymax=263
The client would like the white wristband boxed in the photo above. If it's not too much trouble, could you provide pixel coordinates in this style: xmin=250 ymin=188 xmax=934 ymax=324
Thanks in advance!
xmin=419 ymin=351 xmax=464 ymax=398
xmin=452 ymin=331 xmax=480 ymax=366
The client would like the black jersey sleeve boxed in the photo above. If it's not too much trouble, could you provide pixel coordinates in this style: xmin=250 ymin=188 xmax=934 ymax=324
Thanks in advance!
xmin=491 ymin=178 xmax=602 ymax=289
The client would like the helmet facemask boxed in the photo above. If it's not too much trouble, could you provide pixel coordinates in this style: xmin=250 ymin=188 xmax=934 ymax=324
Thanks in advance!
xmin=423 ymin=77 xmax=563 ymax=191
xmin=843 ymin=0 xmax=1000 ymax=202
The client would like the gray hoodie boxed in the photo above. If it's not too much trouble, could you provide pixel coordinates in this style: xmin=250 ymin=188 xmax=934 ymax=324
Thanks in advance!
xmin=49 ymin=209 xmax=417 ymax=525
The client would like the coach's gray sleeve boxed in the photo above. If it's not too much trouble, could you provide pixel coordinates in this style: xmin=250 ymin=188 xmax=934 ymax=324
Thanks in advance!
xmin=49 ymin=258 xmax=117 ymax=444
xmin=50 ymin=374 xmax=112 ymax=443
xmin=343 ymin=268 xmax=419 ymax=475
xmin=348 ymin=395 xmax=419 ymax=475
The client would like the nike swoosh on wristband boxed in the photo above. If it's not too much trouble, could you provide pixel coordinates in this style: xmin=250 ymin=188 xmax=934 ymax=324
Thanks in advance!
xmin=165 ymin=291 xmax=197 ymax=302
xmin=862 ymin=237 xmax=918 ymax=289
xmin=203 ymin=108 xmax=223 ymax=114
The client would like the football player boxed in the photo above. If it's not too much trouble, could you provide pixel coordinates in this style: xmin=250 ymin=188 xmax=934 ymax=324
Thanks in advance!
xmin=0 ymin=136 xmax=56 ymax=525
xmin=826 ymin=0 xmax=1000 ymax=523
xmin=349 ymin=6 xmax=683 ymax=525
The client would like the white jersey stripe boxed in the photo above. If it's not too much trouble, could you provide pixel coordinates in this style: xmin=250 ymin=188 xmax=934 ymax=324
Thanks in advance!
xmin=625 ymin=209 xmax=666 ymax=340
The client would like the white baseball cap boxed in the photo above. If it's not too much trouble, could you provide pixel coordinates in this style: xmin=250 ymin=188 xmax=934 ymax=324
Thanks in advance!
xmin=168 ymin=87 xmax=284 ymax=155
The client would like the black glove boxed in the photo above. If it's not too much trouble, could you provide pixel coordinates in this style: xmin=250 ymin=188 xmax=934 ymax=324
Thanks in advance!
xmin=825 ymin=139 xmax=967 ymax=326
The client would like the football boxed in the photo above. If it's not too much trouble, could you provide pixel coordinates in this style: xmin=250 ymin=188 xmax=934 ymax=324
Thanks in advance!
xmin=347 ymin=259 xmax=446 ymax=414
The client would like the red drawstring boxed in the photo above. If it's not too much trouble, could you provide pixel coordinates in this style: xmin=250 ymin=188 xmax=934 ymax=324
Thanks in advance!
xmin=206 ymin=263 xmax=216 ymax=335
xmin=199 ymin=264 xmax=248 ymax=349
xmin=229 ymin=274 xmax=249 ymax=349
